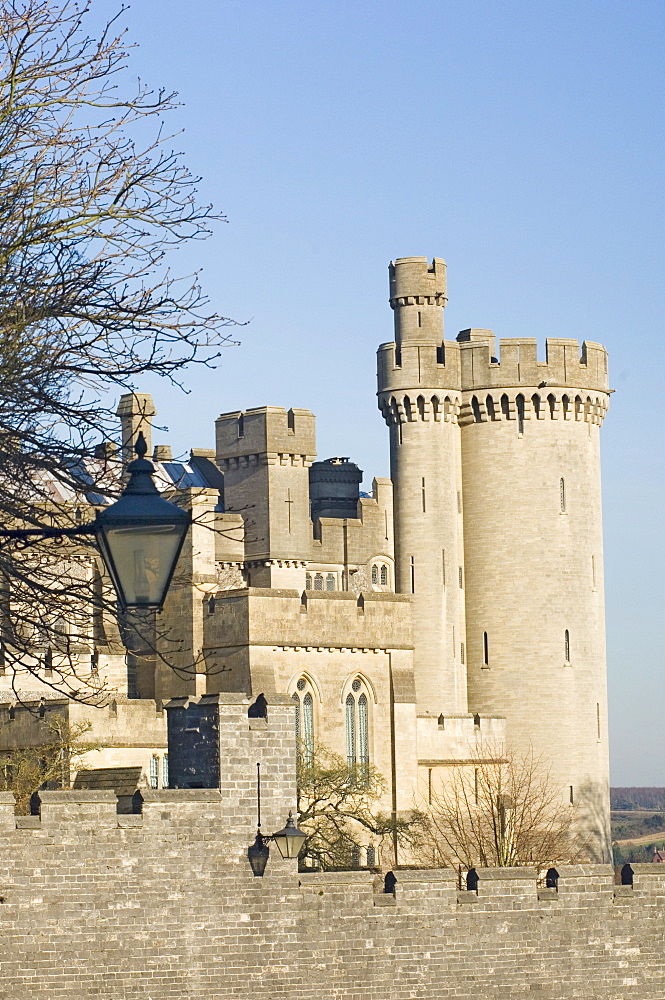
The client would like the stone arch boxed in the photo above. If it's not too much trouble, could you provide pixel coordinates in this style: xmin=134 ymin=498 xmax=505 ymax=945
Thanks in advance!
xmin=486 ymin=394 xmax=496 ymax=420
xmin=471 ymin=395 xmax=482 ymax=423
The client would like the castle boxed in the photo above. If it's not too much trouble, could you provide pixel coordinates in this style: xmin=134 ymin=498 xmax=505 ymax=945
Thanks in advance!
xmin=0 ymin=256 xmax=612 ymax=858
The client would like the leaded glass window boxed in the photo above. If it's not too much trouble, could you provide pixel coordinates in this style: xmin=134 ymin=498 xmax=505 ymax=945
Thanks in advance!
xmin=161 ymin=754 xmax=169 ymax=789
xmin=149 ymin=754 xmax=159 ymax=789
xmin=346 ymin=693 xmax=356 ymax=765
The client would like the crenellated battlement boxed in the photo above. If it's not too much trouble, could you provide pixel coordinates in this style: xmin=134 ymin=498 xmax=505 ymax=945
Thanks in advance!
xmin=0 ymin=792 xmax=664 ymax=1000
xmin=389 ymin=256 xmax=447 ymax=308
xmin=216 ymin=405 xmax=317 ymax=464
xmin=457 ymin=333 xmax=609 ymax=394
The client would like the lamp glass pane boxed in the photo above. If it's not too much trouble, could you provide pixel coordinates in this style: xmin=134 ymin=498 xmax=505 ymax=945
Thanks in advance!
xmin=103 ymin=524 xmax=184 ymax=607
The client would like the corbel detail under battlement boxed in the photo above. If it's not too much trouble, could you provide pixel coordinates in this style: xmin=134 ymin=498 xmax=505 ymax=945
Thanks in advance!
xmin=378 ymin=392 xmax=462 ymax=427
xmin=458 ymin=389 xmax=609 ymax=428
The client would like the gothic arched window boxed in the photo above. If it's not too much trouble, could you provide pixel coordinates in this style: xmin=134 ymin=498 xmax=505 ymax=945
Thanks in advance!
xmin=314 ymin=573 xmax=323 ymax=591
xmin=292 ymin=677 xmax=315 ymax=761
xmin=345 ymin=678 xmax=371 ymax=780
xmin=371 ymin=565 xmax=378 ymax=586
xmin=305 ymin=573 xmax=312 ymax=589
xmin=326 ymin=573 xmax=335 ymax=591
xmin=380 ymin=565 xmax=388 ymax=586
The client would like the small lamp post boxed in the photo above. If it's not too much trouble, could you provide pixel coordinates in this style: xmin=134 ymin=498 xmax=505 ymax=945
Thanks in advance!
xmin=94 ymin=433 xmax=191 ymax=611
xmin=247 ymin=763 xmax=307 ymax=877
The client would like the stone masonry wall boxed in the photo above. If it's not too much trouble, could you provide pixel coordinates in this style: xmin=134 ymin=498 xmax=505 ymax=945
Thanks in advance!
xmin=0 ymin=793 xmax=664 ymax=1000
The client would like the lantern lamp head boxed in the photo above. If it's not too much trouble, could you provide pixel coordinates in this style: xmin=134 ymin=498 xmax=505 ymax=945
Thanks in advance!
xmin=247 ymin=830 xmax=270 ymax=877
xmin=94 ymin=432 xmax=191 ymax=611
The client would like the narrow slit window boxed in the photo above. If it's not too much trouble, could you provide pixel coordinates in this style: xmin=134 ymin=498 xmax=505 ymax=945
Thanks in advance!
xmin=569 ymin=785 xmax=574 ymax=805
xmin=421 ymin=477 xmax=426 ymax=513
xmin=460 ymin=642 xmax=465 ymax=664
xmin=564 ymin=629 xmax=570 ymax=663
xmin=474 ymin=768 xmax=479 ymax=804
xmin=442 ymin=550 xmax=446 ymax=585
xmin=560 ymin=478 xmax=566 ymax=512
xmin=459 ymin=566 xmax=464 ymax=589
xmin=516 ymin=394 xmax=525 ymax=434
xmin=596 ymin=702 xmax=601 ymax=741
xmin=410 ymin=557 xmax=415 ymax=594
xmin=417 ymin=311 xmax=422 ymax=328
xmin=483 ymin=631 xmax=489 ymax=665
xmin=428 ymin=768 xmax=433 ymax=805
xmin=237 ymin=413 xmax=244 ymax=438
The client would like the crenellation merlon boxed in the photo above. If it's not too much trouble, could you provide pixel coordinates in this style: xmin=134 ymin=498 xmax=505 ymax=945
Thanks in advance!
xmin=458 ymin=334 xmax=609 ymax=393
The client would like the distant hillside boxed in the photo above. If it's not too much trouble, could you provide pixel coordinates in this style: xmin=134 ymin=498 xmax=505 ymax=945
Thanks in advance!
xmin=611 ymin=787 xmax=665 ymax=810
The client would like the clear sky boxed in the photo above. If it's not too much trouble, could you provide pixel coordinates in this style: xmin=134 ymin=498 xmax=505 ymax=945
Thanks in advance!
xmin=100 ymin=0 xmax=664 ymax=785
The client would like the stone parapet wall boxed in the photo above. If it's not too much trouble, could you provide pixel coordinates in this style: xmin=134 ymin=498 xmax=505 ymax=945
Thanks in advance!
xmin=0 ymin=795 xmax=663 ymax=1000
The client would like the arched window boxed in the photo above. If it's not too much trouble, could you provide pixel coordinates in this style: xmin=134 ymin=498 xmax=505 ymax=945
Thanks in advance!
xmin=564 ymin=629 xmax=571 ymax=663
xmin=380 ymin=565 xmax=388 ymax=586
xmin=293 ymin=677 xmax=315 ymax=761
xmin=562 ymin=394 xmax=570 ymax=419
xmin=326 ymin=573 xmax=335 ymax=591
xmin=305 ymin=573 xmax=312 ymax=589
xmin=560 ymin=478 xmax=566 ymax=513
xmin=548 ymin=393 xmax=556 ymax=418
xmin=417 ymin=395 xmax=426 ymax=420
xmin=486 ymin=395 xmax=496 ymax=421
xmin=501 ymin=394 xmax=510 ymax=420
xmin=371 ymin=564 xmax=378 ymax=586
xmin=531 ymin=393 xmax=541 ymax=418
xmin=471 ymin=396 xmax=482 ymax=423
xmin=314 ymin=573 xmax=323 ymax=591
xmin=345 ymin=678 xmax=371 ymax=777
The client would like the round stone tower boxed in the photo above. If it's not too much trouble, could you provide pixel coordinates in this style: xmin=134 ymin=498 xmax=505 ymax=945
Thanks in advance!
xmin=377 ymin=257 xmax=468 ymax=715
xmin=458 ymin=333 xmax=612 ymax=857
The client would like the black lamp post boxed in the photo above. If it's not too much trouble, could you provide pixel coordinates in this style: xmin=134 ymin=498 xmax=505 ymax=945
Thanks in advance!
xmin=0 ymin=432 xmax=191 ymax=612
xmin=247 ymin=763 xmax=307 ymax=877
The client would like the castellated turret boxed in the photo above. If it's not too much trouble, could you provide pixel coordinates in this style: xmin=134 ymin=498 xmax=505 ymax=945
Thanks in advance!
xmin=378 ymin=256 xmax=611 ymax=858
xmin=377 ymin=258 xmax=467 ymax=716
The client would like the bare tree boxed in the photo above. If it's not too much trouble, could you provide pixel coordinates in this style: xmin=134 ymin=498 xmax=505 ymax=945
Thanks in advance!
xmin=0 ymin=1 xmax=236 ymax=700
xmin=0 ymin=714 xmax=104 ymax=813
xmin=415 ymin=741 xmax=582 ymax=873
xmin=296 ymin=742 xmax=413 ymax=871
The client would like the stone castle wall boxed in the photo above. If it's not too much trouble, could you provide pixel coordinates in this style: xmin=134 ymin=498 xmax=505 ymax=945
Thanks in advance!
xmin=0 ymin=789 xmax=663 ymax=1000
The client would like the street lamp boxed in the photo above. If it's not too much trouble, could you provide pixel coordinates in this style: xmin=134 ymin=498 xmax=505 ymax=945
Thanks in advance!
xmin=94 ymin=433 xmax=190 ymax=611
xmin=0 ymin=432 xmax=191 ymax=612
xmin=247 ymin=763 xmax=307 ymax=877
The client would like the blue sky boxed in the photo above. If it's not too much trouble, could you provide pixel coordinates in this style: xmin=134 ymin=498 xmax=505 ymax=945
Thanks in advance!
xmin=103 ymin=0 xmax=664 ymax=784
